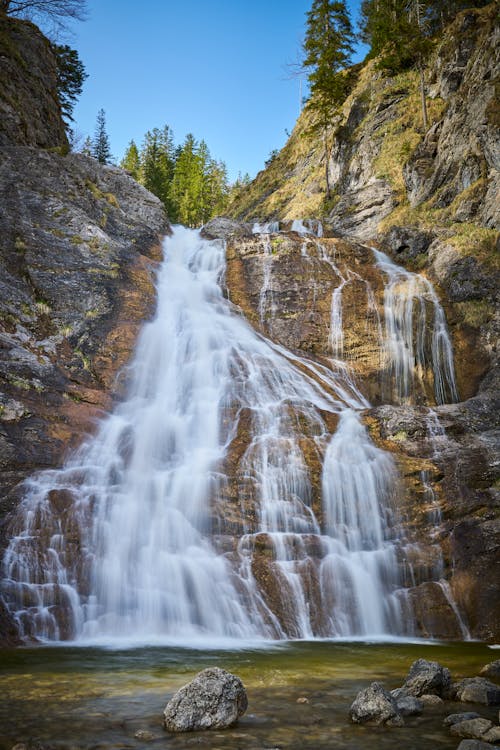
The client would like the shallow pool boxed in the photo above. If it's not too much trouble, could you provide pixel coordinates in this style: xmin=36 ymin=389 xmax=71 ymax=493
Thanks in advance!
xmin=0 ymin=640 xmax=498 ymax=749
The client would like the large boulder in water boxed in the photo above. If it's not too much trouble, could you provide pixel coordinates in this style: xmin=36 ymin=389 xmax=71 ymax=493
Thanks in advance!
xmin=349 ymin=682 xmax=404 ymax=726
xmin=451 ymin=677 xmax=500 ymax=705
xmin=163 ymin=667 xmax=248 ymax=732
xmin=402 ymin=658 xmax=451 ymax=697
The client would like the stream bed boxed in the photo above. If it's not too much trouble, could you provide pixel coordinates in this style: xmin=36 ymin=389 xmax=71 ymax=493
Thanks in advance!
xmin=1 ymin=640 xmax=498 ymax=750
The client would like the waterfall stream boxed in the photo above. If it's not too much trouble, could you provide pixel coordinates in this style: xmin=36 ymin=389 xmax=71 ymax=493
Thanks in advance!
xmin=1 ymin=225 xmax=461 ymax=643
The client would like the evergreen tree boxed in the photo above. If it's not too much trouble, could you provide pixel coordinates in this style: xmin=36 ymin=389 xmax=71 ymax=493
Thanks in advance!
xmin=81 ymin=134 xmax=92 ymax=156
xmin=140 ymin=125 xmax=176 ymax=217
xmin=120 ymin=140 xmax=141 ymax=180
xmin=169 ymin=133 xmax=203 ymax=227
xmin=91 ymin=108 xmax=111 ymax=164
xmin=52 ymin=44 xmax=87 ymax=123
xmin=302 ymin=0 xmax=355 ymax=198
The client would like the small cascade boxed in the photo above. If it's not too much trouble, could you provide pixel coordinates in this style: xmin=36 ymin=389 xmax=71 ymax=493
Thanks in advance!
xmin=291 ymin=218 xmax=323 ymax=237
xmin=1 ymin=225 xmax=467 ymax=644
xmin=252 ymin=220 xmax=280 ymax=234
xmin=374 ymin=250 xmax=459 ymax=405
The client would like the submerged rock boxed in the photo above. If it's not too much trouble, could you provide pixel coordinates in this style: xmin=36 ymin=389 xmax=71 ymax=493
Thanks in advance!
xmin=444 ymin=712 xmax=482 ymax=726
xmin=163 ymin=667 xmax=248 ymax=732
xmin=394 ymin=694 xmax=424 ymax=716
xmin=456 ymin=741 xmax=500 ymax=750
xmin=403 ymin=659 xmax=451 ymax=697
xmin=349 ymin=682 xmax=404 ymax=726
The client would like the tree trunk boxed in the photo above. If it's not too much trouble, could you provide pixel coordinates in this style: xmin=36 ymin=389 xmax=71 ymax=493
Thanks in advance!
xmin=323 ymin=127 xmax=331 ymax=200
xmin=418 ymin=59 xmax=428 ymax=131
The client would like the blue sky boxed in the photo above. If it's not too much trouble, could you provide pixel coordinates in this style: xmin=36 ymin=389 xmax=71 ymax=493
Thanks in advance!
xmin=67 ymin=0 xmax=367 ymax=181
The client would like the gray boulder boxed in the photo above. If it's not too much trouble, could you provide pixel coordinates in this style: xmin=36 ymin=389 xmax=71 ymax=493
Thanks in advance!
xmin=163 ymin=667 xmax=248 ymax=732
xmin=444 ymin=712 xmax=482 ymax=726
xmin=480 ymin=660 xmax=500 ymax=680
xmin=452 ymin=677 xmax=500 ymax=705
xmin=420 ymin=693 xmax=444 ymax=706
xmin=349 ymin=682 xmax=404 ymax=727
xmin=456 ymin=741 xmax=499 ymax=750
xmin=395 ymin=695 xmax=424 ymax=716
xmin=403 ymin=658 xmax=451 ymax=697
xmin=449 ymin=717 xmax=494 ymax=740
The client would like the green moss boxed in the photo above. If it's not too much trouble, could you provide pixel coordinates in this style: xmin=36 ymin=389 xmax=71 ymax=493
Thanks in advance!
xmin=455 ymin=299 xmax=494 ymax=328
xmin=14 ymin=237 xmax=27 ymax=252
xmin=70 ymin=235 xmax=84 ymax=245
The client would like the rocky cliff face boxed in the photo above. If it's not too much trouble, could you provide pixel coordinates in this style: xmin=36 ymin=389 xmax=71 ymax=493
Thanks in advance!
xmin=223 ymin=5 xmax=499 ymax=639
xmin=202 ymin=217 xmax=499 ymax=641
xmin=0 ymin=15 xmax=169 ymax=643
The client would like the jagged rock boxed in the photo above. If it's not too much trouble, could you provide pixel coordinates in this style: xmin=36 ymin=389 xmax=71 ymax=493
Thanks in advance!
xmin=0 ymin=15 xmax=67 ymax=149
xmin=480 ymin=660 xmax=500 ymax=680
xmin=449 ymin=717 xmax=494 ymax=740
xmin=385 ymin=226 xmax=435 ymax=265
xmin=402 ymin=659 xmax=451 ymax=698
xmin=349 ymin=682 xmax=404 ymax=726
xmin=483 ymin=725 xmax=500 ymax=743
xmin=201 ymin=217 xmax=252 ymax=241
xmin=444 ymin=712 xmax=482 ymax=726
xmin=163 ymin=668 xmax=248 ymax=732
xmin=452 ymin=677 xmax=500 ymax=705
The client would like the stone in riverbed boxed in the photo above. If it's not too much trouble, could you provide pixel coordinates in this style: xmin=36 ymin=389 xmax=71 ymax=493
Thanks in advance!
xmin=457 ymin=741 xmax=500 ymax=750
xmin=451 ymin=677 xmax=500 ymax=705
xmin=163 ymin=667 xmax=248 ymax=732
xmin=402 ymin=658 xmax=451 ymax=697
xmin=349 ymin=682 xmax=404 ymax=726
xmin=449 ymin=717 xmax=494 ymax=740
xmin=395 ymin=695 xmax=424 ymax=716
xmin=480 ymin=660 xmax=500 ymax=680
xmin=444 ymin=712 xmax=482 ymax=726
xmin=420 ymin=693 xmax=444 ymax=706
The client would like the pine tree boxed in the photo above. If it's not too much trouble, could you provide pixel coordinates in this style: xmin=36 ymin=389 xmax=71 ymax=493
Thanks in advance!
xmin=80 ymin=134 xmax=92 ymax=156
xmin=120 ymin=140 xmax=141 ymax=180
xmin=52 ymin=44 xmax=87 ymax=124
xmin=91 ymin=108 xmax=111 ymax=164
xmin=169 ymin=134 xmax=203 ymax=227
xmin=302 ymin=0 xmax=355 ymax=199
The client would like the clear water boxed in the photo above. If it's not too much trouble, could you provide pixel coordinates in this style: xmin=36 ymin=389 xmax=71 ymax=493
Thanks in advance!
xmin=0 ymin=641 xmax=497 ymax=750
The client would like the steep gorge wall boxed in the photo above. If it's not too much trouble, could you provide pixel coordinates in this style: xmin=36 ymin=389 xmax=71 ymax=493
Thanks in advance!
xmin=0 ymin=15 xmax=169 ymax=643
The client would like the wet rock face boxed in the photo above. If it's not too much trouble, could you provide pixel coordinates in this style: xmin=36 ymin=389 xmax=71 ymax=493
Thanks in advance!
xmin=368 ymin=397 xmax=500 ymax=641
xmin=452 ymin=678 xmax=500 ymax=706
xmin=163 ymin=668 xmax=248 ymax=732
xmin=0 ymin=15 xmax=67 ymax=149
xmin=0 ymin=145 xmax=168 ymax=538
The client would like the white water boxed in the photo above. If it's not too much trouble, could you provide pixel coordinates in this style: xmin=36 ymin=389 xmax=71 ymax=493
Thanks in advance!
xmin=374 ymin=250 xmax=459 ymax=405
xmin=1 ymin=227 xmax=463 ymax=643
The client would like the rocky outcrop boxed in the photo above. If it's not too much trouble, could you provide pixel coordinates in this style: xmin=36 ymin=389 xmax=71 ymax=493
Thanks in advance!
xmin=0 ymin=14 xmax=67 ymax=149
xmin=0 ymin=15 xmax=169 ymax=643
xmin=163 ymin=668 xmax=248 ymax=732
xmin=228 ymin=5 xmax=499 ymax=240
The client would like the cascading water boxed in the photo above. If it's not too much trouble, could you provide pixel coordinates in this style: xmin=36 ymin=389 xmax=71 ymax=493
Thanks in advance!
xmin=374 ymin=250 xmax=459 ymax=405
xmin=1 ymin=225 xmax=463 ymax=643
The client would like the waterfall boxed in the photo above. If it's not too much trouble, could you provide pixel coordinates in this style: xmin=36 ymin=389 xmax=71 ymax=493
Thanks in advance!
xmin=1 ymin=226 xmax=463 ymax=643
xmin=373 ymin=250 xmax=459 ymax=405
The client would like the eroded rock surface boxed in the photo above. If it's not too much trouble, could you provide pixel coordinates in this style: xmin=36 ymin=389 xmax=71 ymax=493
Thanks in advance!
xmin=349 ymin=682 xmax=404 ymax=726
xmin=163 ymin=668 xmax=248 ymax=732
